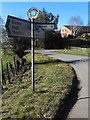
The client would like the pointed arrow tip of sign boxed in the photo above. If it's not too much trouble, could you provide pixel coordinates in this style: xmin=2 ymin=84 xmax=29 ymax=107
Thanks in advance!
xmin=5 ymin=17 xmax=11 ymax=35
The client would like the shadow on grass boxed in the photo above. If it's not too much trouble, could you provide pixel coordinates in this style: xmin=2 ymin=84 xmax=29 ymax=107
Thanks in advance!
xmin=78 ymin=97 xmax=90 ymax=100
xmin=24 ymin=59 xmax=63 ymax=66
xmin=35 ymin=59 xmax=63 ymax=65
xmin=66 ymin=58 xmax=89 ymax=64
xmin=53 ymin=67 xmax=80 ymax=120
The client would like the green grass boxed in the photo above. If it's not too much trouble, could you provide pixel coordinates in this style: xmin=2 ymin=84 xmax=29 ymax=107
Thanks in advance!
xmin=54 ymin=49 xmax=90 ymax=56
xmin=2 ymin=54 xmax=14 ymax=68
xmin=1 ymin=53 xmax=74 ymax=119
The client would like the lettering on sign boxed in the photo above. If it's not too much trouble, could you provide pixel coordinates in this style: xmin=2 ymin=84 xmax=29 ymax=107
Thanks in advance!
xmin=5 ymin=15 xmax=31 ymax=38
xmin=5 ymin=15 xmax=56 ymax=39
xmin=35 ymin=24 xmax=55 ymax=30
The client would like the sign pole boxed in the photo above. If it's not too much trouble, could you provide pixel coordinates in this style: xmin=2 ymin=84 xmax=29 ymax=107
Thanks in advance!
xmin=31 ymin=18 xmax=35 ymax=93
xmin=28 ymin=7 xmax=39 ymax=93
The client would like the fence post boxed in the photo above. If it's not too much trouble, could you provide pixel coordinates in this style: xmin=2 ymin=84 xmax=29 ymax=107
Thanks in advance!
xmin=9 ymin=62 xmax=15 ymax=77
xmin=0 ymin=59 xmax=3 ymax=94
xmin=13 ymin=56 xmax=17 ymax=75
xmin=6 ymin=63 xmax=10 ymax=84
xmin=1 ymin=59 xmax=6 ymax=85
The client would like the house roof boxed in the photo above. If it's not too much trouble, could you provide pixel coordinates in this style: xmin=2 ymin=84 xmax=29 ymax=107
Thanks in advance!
xmin=63 ymin=25 xmax=90 ymax=33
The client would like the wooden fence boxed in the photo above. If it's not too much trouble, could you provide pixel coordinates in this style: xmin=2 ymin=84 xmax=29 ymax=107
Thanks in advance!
xmin=1 ymin=56 xmax=23 ymax=86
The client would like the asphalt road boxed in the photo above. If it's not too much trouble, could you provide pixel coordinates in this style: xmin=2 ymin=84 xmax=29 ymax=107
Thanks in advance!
xmin=36 ymin=50 xmax=89 ymax=118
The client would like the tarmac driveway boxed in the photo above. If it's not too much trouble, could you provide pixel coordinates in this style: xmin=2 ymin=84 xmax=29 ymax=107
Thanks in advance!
xmin=36 ymin=50 xmax=89 ymax=118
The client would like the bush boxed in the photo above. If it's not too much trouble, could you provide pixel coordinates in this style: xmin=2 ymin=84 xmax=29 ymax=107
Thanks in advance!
xmin=63 ymin=38 xmax=89 ymax=48
xmin=44 ymin=31 xmax=64 ymax=49
xmin=9 ymin=38 xmax=31 ymax=58
xmin=68 ymin=34 xmax=74 ymax=39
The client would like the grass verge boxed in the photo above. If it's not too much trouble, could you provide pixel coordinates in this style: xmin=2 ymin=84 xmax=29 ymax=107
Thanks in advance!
xmin=1 ymin=53 xmax=75 ymax=119
xmin=2 ymin=54 xmax=14 ymax=68
xmin=54 ymin=49 xmax=90 ymax=56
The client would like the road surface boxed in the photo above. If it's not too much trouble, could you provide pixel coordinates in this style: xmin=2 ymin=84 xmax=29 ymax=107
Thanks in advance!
xmin=36 ymin=50 xmax=89 ymax=118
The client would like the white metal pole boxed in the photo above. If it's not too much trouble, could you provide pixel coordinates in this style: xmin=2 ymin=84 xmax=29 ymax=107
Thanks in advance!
xmin=31 ymin=18 xmax=35 ymax=93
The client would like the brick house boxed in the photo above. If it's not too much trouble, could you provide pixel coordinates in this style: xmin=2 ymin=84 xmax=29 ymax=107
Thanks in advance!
xmin=60 ymin=25 xmax=90 ymax=38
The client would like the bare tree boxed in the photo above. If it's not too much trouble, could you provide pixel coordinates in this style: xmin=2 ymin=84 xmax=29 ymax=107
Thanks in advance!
xmin=69 ymin=16 xmax=84 ymax=36
xmin=0 ymin=16 xmax=7 ymax=42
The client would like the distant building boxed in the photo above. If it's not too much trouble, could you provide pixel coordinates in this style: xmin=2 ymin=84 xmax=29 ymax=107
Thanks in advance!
xmin=60 ymin=25 xmax=90 ymax=38
xmin=61 ymin=25 xmax=72 ymax=38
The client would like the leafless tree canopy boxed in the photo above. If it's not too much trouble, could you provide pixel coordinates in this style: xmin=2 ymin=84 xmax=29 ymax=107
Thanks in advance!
xmin=69 ymin=16 xmax=84 ymax=36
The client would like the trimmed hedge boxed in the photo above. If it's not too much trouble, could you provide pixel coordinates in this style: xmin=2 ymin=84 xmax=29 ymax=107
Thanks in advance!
xmin=63 ymin=38 xmax=90 ymax=48
xmin=44 ymin=31 xmax=64 ymax=49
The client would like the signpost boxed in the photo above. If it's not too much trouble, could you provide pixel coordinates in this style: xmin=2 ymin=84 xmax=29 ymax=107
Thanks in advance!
xmin=31 ymin=18 xmax=35 ymax=93
xmin=5 ymin=15 xmax=31 ymax=38
xmin=5 ymin=15 xmax=55 ymax=39
xmin=28 ymin=8 xmax=39 ymax=93
xmin=5 ymin=7 xmax=56 ymax=93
